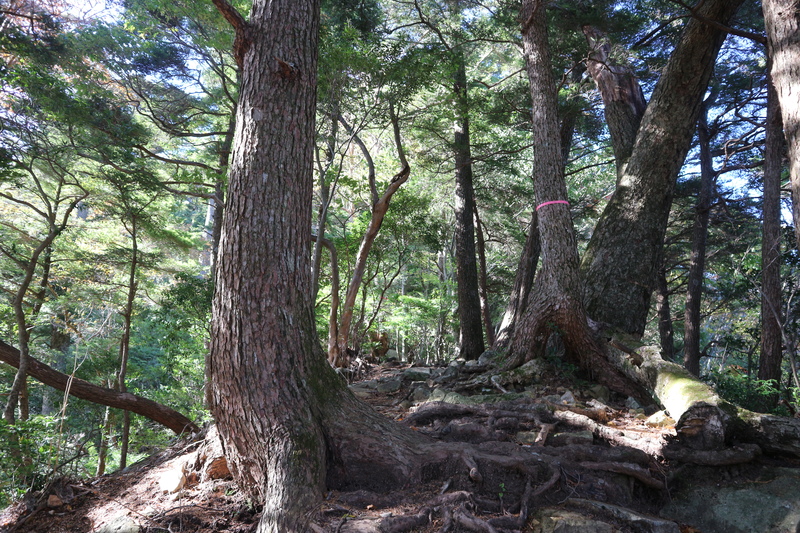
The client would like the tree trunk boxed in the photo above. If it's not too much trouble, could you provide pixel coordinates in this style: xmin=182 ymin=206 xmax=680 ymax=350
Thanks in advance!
xmin=683 ymin=99 xmax=717 ymax=376
xmin=208 ymin=2 xmax=428 ymax=530
xmin=0 ymin=338 xmax=198 ymax=434
xmin=582 ymin=25 xmax=646 ymax=178
xmin=759 ymin=70 xmax=784 ymax=386
xmin=763 ymin=0 xmax=800 ymax=253
xmin=331 ymin=109 xmax=409 ymax=366
xmin=607 ymin=338 xmax=800 ymax=458
xmin=473 ymin=206 xmax=496 ymax=347
xmin=510 ymin=0 xmax=649 ymax=403
xmin=493 ymin=214 xmax=539 ymax=348
xmin=116 ymin=215 xmax=138 ymax=471
xmin=453 ymin=56 xmax=485 ymax=361
xmin=580 ymin=0 xmax=744 ymax=336
xmin=655 ymin=267 xmax=676 ymax=361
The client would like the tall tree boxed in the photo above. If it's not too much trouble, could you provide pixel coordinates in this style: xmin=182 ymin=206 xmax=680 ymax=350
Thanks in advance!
xmin=683 ymin=95 xmax=718 ymax=376
xmin=508 ymin=0 xmax=646 ymax=401
xmin=759 ymin=70 xmax=784 ymax=387
xmin=763 ymin=0 xmax=800 ymax=252
xmin=208 ymin=1 xmax=424 ymax=529
xmin=580 ymin=0 xmax=744 ymax=336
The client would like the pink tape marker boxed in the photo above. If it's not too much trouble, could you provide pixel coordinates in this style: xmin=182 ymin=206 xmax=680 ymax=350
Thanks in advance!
xmin=535 ymin=200 xmax=570 ymax=211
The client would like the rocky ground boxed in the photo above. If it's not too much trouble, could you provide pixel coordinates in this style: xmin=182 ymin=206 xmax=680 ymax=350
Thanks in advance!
xmin=2 ymin=357 xmax=799 ymax=533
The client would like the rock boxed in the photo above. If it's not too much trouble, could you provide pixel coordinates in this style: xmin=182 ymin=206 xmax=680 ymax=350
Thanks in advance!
xmin=205 ymin=456 xmax=231 ymax=480
xmin=645 ymin=410 xmax=676 ymax=428
xmin=625 ymin=396 xmax=641 ymax=410
xmin=158 ymin=469 xmax=186 ymax=493
xmin=560 ymin=390 xmax=576 ymax=406
xmin=587 ymin=384 xmax=610 ymax=402
xmin=516 ymin=431 xmax=539 ymax=445
xmin=661 ymin=466 xmax=800 ymax=533
xmin=376 ymin=379 xmax=402 ymax=394
xmin=411 ymin=384 xmax=431 ymax=402
xmin=46 ymin=494 xmax=63 ymax=508
xmin=402 ymin=367 xmax=432 ymax=382
xmin=95 ymin=515 xmax=141 ymax=533
xmin=478 ymin=349 xmax=501 ymax=366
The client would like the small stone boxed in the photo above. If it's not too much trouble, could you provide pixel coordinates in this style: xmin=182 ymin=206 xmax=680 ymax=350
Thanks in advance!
xmin=625 ymin=397 xmax=641 ymax=410
xmin=47 ymin=494 xmax=62 ymax=508
xmin=158 ymin=469 xmax=186 ymax=494
xmin=645 ymin=410 xmax=676 ymax=428
xmin=560 ymin=390 xmax=576 ymax=405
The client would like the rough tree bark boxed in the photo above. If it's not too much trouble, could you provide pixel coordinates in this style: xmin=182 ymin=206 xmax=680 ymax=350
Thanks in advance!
xmin=655 ymin=267 xmax=676 ymax=361
xmin=580 ymin=0 xmax=744 ymax=336
xmin=683 ymin=98 xmax=717 ymax=376
xmin=582 ymin=25 xmax=647 ymax=179
xmin=763 ymin=0 xmax=800 ymax=252
xmin=509 ymin=0 xmax=648 ymax=402
xmin=0 ymin=338 xmax=198 ymax=434
xmin=453 ymin=56 xmax=485 ymax=360
xmin=759 ymin=70 xmax=784 ymax=386
xmin=208 ymin=2 xmax=429 ymax=530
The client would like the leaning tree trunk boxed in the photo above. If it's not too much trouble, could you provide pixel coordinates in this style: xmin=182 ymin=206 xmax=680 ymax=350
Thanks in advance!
xmin=763 ymin=0 xmax=800 ymax=253
xmin=759 ymin=69 xmax=784 ymax=387
xmin=580 ymin=0 xmax=744 ymax=337
xmin=605 ymin=335 xmax=800 ymax=459
xmin=509 ymin=0 xmax=649 ymax=403
xmin=453 ymin=56 xmax=485 ymax=361
xmin=331 ymin=109 xmax=409 ymax=366
xmin=0 ymin=338 xmax=198 ymax=434
xmin=208 ymin=2 xmax=430 ymax=530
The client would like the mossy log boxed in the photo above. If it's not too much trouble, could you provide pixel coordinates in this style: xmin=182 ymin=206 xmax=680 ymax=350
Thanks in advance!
xmin=607 ymin=337 xmax=800 ymax=457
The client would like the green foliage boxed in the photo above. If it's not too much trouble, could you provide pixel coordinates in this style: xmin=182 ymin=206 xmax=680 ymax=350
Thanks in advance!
xmin=706 ymin=370 xmax=790 ymax=416
xmin=0 ymin=416 xmax=63 ymax=508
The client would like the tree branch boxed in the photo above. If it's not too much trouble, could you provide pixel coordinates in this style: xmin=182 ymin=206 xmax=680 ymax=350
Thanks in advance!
xmin=0 ymin=338 xmax=199 ymax=435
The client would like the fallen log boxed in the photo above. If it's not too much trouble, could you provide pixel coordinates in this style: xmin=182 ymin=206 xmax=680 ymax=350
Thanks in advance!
xmin=0 ymin=338 xmax=199 ymax=435
xmin=607 ymin=336 xmax=800 ymax=457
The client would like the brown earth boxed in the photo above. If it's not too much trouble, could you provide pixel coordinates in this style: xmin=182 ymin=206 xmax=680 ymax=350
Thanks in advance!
xmin=0 ymin=359 xmax=790 ymax=533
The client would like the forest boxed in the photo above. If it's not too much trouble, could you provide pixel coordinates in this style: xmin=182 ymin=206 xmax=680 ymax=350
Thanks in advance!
xmin=2 ymin=0 xmax=800 ymax=531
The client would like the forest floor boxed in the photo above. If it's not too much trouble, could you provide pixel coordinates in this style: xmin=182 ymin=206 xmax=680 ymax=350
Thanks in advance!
xmin=2 ymin=358 xmax=799 ymax=533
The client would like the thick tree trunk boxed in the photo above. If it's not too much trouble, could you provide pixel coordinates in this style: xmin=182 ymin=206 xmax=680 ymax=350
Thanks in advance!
xmin=208 ymin=3 xmax=429 ymax=530
xmin=0 ymin=338 xmax=198 ymax=434
xmin=759 ymin=71 xmax=784 ymax=386
xmin=607 ymin=337 xmax=800 ymax=458
xmin=683 ymin=100 xmax=716 ymax=376
xmin=510 ymin=0 xmax=649 ymax=403
xmin=580 ymin=0 xmax=744 ymax=336
xmin=763 ymin=0 xmax=800 ymax=253
xmin=453 ymin=57 xmax=485 ymax=361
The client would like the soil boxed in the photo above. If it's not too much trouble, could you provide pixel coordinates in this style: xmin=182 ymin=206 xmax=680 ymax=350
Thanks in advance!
xmin=0 ymin=359 xmax=792 ymax=533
